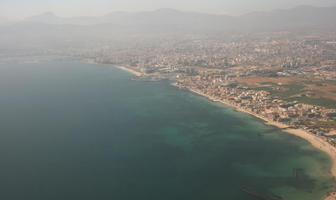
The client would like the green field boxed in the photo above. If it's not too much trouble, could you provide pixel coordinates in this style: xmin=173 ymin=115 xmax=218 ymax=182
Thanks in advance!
xmin=253 ymin=86 xmax=278 ymax=94
xmin=252 ymin=83 xmax=336 ymax=108
xmin=260 ymin=82 xmax=279 ymax=86
xmin=286 ymin=96 xmax=336 ymax=109
xmin=253 ymin=84 xmax=306 ymax=98
xmin=313 ymin=120 xmax=336 ymax=129
xmin=305 ymin=80 xmax=336 ymax=86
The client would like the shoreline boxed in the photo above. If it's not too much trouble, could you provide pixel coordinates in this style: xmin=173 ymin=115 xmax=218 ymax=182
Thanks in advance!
xmin=181 ymin=86 xmax=336 ymax=200
xmin=113 ymin=65 xmax=142 ymax=77
xmin=94 ymin=64 xmax=336 ymax=199
xmin=84 ymin=62 xmax=143 ymax=77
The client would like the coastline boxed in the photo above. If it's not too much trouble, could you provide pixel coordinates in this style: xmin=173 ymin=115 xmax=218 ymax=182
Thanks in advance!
xmin=85 ymin=61 xmax=143 ymax=77
xmin=80 ymin=60 xmax=143 ymax=77
xmin=181 ymin=86 xmax=336 ymax=200
xmin=99 ymin=64 xmax=336 ymax=199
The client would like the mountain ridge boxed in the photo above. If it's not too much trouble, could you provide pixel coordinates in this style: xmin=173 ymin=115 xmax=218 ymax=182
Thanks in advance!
xmin=1 ymin=5 xmax=335 ymax=50
xmin=20 ymin=5 xmax=335 ymax=26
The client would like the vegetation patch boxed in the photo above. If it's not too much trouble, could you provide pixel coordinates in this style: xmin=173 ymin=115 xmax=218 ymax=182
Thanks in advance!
xmin=286 ymin=97 xmax=336 ymax=109
xmin=252 ymin=87 xmax=278 ymax=94
xmin=253 ymin=83 xmax=306 ymax=98
xmin=313 ymin=120 xmax=336 ymax=129
xmin=305 ymin=80 xmax=336 ymax=86
xmin=282 ymin=84 xmax=306 ymax=90
xmin=260 ymin=82 xmax=279 ymax=86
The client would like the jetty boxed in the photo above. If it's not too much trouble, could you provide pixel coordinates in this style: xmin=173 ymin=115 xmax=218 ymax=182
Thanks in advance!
xmin=241 ymin=188 xmax=282 ymax=200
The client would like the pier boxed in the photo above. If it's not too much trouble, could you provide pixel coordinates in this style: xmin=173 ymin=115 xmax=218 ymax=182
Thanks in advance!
xmin=241 ymin=188 xmax=282 ymax=200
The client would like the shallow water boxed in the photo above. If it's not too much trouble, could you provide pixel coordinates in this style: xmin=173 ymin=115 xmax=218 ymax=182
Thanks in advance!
xmin=0 ymin=62 xmax=333 ymax=200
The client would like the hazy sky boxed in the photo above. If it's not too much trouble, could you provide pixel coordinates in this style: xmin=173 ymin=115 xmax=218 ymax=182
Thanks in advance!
xmin=1 ymin=0 xmax=336 ymax=19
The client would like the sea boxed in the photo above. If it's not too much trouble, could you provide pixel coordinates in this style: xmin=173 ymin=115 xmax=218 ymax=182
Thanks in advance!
xmin=0 ymin=61 xmax=334 ymax=200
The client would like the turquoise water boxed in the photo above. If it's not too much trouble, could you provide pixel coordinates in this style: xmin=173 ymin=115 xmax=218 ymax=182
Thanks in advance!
xmin=0 ymin=62 xmax=333 ymax=200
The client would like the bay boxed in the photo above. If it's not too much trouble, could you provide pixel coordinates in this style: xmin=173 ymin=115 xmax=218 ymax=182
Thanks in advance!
xmin=0 ymin=62 xmax=333 ymax=200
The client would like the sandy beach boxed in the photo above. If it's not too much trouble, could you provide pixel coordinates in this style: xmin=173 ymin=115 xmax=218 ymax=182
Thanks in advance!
xmin=184 ymin=87 xmax=336 ymax=200
xmin=82 ymin=61 xmax=143 ymax=77
xmin=114 ymin=65 xmax=142 ymax=76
